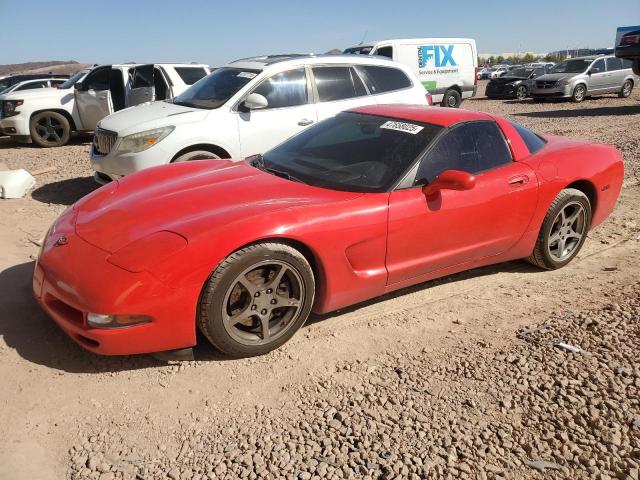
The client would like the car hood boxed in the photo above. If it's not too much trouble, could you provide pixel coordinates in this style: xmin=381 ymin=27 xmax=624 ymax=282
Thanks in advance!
xmin=75 ymin=160 xmax=363 ymax=253
xmin=0 ymin=87 xmax=68 ymax=101
xmin=489 ymin=76 xmax=526 ymax=84
xmin=97 ymin=101 xmax=210 ymax=135
xmin=535 ymin=73 xmax=577 ymax=82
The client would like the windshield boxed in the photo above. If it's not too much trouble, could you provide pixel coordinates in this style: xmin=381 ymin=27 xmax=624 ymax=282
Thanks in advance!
xmin=344 ymin=46 xmax=373 ymax=55
xmin=255 ymin=112 xmax=443 ymax=193
xmin=172 ymin=67 xmax=261 ymax=109
xmin=59 ymin=70 xmax=88 ymax=89
xmin=0 ymin=78 xmax=14 ymax=91
xmin=508 ymin=68 xmax=534 ymax=78
xmin=550 ymin=59 xmax=591 ymax=74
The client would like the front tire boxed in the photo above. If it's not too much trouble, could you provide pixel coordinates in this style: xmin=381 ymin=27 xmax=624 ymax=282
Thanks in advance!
xmin=571 ymin=84 xmax=587 ymax=103
xmin=527 ymin=188 xmax=591 ymax=270
xmin=619 ymin=80 xmax=633 ymax=98
xmin=29 ymin=111 xmax=71 ymax=147
xmin=516 ymin=85 xmax=528 ymax=100
xmin=172 ymin=150 xmax=221 ymax=162
xmin=198 ymin=242 xmax=315 ymax=358
xmin=441 ymin=89 xmax=462 ymax=108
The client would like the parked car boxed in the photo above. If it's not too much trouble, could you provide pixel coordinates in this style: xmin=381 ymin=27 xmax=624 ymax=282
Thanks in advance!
xmin=34 ymin=104 xmax=624 ymax=357
xmin=90 ymin=54 xmax=431 ymax=184
xmin=490 ymin=66 xmax=509 ymax=78
xmin=530 ymin=55 xmax=636 ymax=102
xmin=0 ymin=73 xmax=70 ymax=94
xmin=615 ymin=25 xmax=640 ymax=75
xmin=344 ymin=38 xmax=478 ymax=107
xmin=0 ymin=63 xmax=210 ymax=147
xmin=0 ymin=78 xmax=67 ymax=95
xmin=477 ymin=67 xmax=492 ymax=79
xmin=485 ymin=67 xmax=548 ymax=99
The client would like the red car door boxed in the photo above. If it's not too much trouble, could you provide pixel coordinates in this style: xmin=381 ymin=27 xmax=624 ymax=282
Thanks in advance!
xmin=385 ymin=121 xmax=538 ymax=285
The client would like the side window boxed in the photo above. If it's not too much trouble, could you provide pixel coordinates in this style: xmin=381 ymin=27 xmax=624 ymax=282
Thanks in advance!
xmin=251 ymin=68 xmax=307 ymax=109
xmin=153 ymin=68 xmax=169 ymax=100
xmin=622 ymin=59 xmax=633 ymax=69
xmin=592 ymin=58 xmax=606 ymax=73
xmin=174 ymin=67 xmax=208 ymax=85
xmin=374 ymin=46 xmax=393 ymax=59
xmin=509 ymin=121 xmax=547 ymax=154
xmin=415 ymin=122 xmax=512 ymax=185
xmin=355 ymin=65 xmax=412 ymax=94
xmin=606 ymin=57 xmax=622 ymax=71
xmin=312 ymin=66 xmax=367 ymax=102
xmin=83 ymin=67 xmax=110 ymax=90
xmin=131 ymin=66 xmax=154 ymax=88
xmin=16 ymin=81 xmax=47 ymax=91
xmin=50 ymin=80 xmax=66 ymax=87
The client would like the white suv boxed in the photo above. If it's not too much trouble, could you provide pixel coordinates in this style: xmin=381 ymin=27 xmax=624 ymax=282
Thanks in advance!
xmin=0 ymin=63 xmax=210 ymax=147
xmin=90 ymin=54 xmax=431 ymax=184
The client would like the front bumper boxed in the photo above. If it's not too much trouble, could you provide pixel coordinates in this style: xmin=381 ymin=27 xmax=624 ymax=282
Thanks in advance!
xmin=530 ymin=84 xmax=572 ymax=98
xmin=90 ymin=138 xmax=175 ymax=184
xmin=0 ymin=114 xmax=30 ymax=140
xmin=33 ymin=209 xmax=198 ymax=355
xmin=485 ymin=84 xmax=517 ymax=98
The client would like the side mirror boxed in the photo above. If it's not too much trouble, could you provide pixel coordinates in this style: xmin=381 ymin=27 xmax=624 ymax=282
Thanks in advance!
xmin=241 ymin=93 xmax=268 ymax=112
xmin=589 ymin=67 xmax=600 ymax=75
xmin=74 ymin=81 xmax=83 ymax=91
xmin=421 ymin=170 xmax=475 ymax=197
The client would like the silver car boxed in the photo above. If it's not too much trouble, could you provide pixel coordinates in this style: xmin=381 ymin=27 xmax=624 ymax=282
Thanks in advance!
xmin=530 ymin=55 xmax=636 ymax=102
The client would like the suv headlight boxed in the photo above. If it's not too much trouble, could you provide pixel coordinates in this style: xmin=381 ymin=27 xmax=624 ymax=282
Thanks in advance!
xmin=2 ymin=99 xmax=23 ymax=118
xmin=118 ymin=126 xmax=175 ymax=154
xmin=556 ymin=80 xmax=571 ymax=86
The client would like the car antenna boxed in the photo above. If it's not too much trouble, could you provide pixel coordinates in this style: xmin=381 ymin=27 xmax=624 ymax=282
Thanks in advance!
xmin=359 ymin=29 xmax=368 ymax=45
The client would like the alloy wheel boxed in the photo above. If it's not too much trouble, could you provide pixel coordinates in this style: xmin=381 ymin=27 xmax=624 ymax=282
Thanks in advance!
xmin=547 ymin=201 xmax=587 ymax=261
xmin=516 ymin=85 xmax=527 ymax=100
xmin=222 ymin=260 xmax=304 ymax=346
xmin=622 ymin=81 xmax=632 ymax=97
xmin=34 ymin=115 xmax=64 ymax=144
xmin=574 ymin=85 xmax=586 ymax=102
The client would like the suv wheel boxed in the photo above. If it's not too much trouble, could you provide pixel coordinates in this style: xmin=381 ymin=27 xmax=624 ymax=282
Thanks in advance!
xmin=571 ymin=84 xmax=587 ymax=103
xmin=441 ymin=89 xmax=461 ymax=108
xmin=619 ymin=80 xmax=633 ymax=98
xmin=30 ymin=111 xmax=71 ymax=147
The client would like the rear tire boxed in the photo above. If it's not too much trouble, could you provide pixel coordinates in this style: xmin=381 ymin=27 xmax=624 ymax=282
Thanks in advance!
xmin=441 ymin=89 xmax=462 ymax=108
xmin=527 ymin=188 xmax=591 ymax=270
xmin=172 ymin=150 xmax=221 ymax=162
xmin=571 ymin=84 xmax=587 ymax=103
xmin=29 ymin=111 xmax=71 ymax=147
xmin=198 ymin=242 xmax=315 ymax=358
xmin=619 ymin=80 xmax=633 ymax=98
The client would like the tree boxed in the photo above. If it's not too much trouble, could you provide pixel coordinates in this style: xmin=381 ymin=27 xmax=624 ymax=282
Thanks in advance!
xmin=496 ymin=55 xmax=505 ymax=64
xmin=488 ymin=56 xmax=496 ymax=65
xmin=522 ymin=53 xmax=535 ymax=63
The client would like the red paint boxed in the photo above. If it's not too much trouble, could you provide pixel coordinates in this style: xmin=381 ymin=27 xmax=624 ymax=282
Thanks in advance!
xmin=34 ymin=105 xmax=624 ymax=355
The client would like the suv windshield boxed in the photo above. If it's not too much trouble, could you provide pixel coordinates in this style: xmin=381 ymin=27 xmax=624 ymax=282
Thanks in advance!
xmin=254 ymin=112 xmax=443 ymax=193
xmin=344 ymin=46 xmax=373 ymax=55
xmin=173 ymin=67 xmax=261 ymax=109
xmin=59 ymin=70 xmax=89 ymax=90
xmin=549 ymin=59 xmax=592 ymax=74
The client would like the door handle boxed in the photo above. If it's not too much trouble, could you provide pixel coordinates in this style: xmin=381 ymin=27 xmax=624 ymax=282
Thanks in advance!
xmin=298 ymin=119 xmax=314 ymax=126
xmin=508 ymin=175 xmax=529 ymax=186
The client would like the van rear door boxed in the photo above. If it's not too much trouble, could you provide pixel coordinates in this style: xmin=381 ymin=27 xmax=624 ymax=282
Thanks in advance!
xmin=127 ymin=64 xmax=155 ymax=106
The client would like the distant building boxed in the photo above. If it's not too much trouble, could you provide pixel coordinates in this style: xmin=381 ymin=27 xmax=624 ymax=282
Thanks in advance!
xmin=546 ymin=47 xmax=614 ymax=58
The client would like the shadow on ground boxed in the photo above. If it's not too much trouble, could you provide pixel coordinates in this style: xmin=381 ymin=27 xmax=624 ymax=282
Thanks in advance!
xmin=31 ymin=176 xmax=98 ymax=205
xmin=0 ymin=133 xmax=92 ymax=150
xmin=0 ymin=258 xmax=538 ymax=373
xmin=515 ymin=104 xmax=640 ymax=119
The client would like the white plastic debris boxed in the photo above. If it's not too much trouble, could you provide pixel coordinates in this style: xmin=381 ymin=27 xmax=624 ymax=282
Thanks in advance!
xmin=555 ymin=342 xmax=581 ymax=353
xmin=0 ymin=169 xmax=36 ymax=199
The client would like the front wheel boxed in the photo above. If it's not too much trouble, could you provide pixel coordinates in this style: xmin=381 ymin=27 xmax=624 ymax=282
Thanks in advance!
xmin=619 ymin=80 xmax=633 ymax=98
xmin=571 ymin=84 xmax=587 ymax=103
xmin=441 ymin=89 xmax=462 ymax=108
xmin=172 ymin=150 xmax=221 ymax=162
xmin=516 ymin=85 xmax=528 ymax=100
xmin=527 ymin=188 xmax=591 ymax=270
xmin=29 ymin=111 xmax=71 ymax=147
xmin=198 ymin=242 xmax=315 ymax=358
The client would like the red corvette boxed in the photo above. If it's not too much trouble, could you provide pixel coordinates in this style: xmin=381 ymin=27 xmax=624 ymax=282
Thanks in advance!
xmin=33 ymin=105 xmax=623 ymax=357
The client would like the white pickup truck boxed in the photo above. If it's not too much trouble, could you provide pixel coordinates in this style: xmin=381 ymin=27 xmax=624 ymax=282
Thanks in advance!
xmin=0 ymin=63 xmax=210 ymax=147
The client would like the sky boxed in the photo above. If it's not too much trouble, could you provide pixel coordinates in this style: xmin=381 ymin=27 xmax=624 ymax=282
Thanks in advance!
xmin=1 ymin=0 xmax=638 ymax=65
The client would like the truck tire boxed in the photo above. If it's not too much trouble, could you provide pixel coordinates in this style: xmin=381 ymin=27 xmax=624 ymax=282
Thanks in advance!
xmin=29 ymin=111 xmax=71 ymax=147
xmin=441 ymin=89 xmax=462 ymax=108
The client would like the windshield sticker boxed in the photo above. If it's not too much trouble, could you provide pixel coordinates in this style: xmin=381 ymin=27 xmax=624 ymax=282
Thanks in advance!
xmin=380 ymin=120 xmax=424 ymax=134
xmin=237 ymin=71 xmax=257 ymax=79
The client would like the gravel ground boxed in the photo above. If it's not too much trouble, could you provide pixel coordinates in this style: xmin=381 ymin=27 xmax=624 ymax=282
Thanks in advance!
xmin=0 ymin=80 xmax=639 ymax=479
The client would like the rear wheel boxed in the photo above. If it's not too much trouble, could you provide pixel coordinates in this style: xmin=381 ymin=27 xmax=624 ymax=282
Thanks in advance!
xmin=198 ymin=242 xmax=315 ymax=358
xmin=527 ymin=188 xmax=591 ymax=270
xmin=516 ymin=85 xmax=528 ymax=100
xmin=571 ymin=84 xmax=587 ymax=103
xmin=619 ymin=80 xmax=633 ymax=98
xmin=172 ymin=150 xmax=221 ymax=162
xmin=441 ymin=89 xmax=461 ymax=108
xmin=29 ymin=111 xmax=71 ymax=147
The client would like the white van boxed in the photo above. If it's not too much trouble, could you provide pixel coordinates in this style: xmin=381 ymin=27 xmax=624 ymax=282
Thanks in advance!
xmin=344 ymin=38 xmax=478 ymax=107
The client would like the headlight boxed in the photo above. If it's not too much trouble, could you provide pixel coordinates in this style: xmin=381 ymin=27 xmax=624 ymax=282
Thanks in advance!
xmin=2 ymin=99 xmax=23 ymax=118
xmin=117 ymin=126 xmax=175 ymax=154
xmin=556 ymin=80 xmax=571 ymax=86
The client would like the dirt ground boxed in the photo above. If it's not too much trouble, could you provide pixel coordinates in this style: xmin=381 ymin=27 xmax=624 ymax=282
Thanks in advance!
xmin=0 ymin=81 xmax=639 ymax=480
